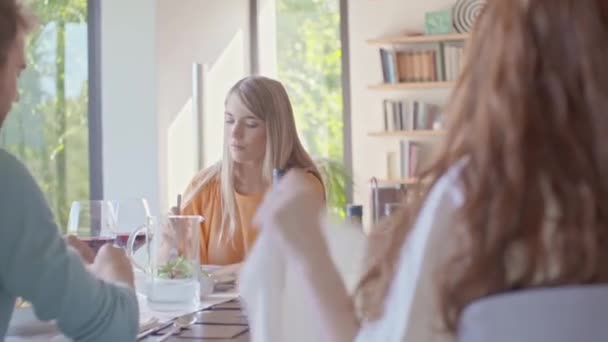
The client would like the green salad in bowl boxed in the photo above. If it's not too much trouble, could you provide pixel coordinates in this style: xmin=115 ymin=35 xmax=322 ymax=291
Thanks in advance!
xmin=157 ymin=256 xmax=195 ymax=279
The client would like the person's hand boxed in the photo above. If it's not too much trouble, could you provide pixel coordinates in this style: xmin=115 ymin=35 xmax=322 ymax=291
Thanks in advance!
xmin=254 ymin=169 xmax=327 ymax=266
xmin=89 ymin=244 xmax=135 ymax=288
xmin=65 ymin=234 xmax=95 ymax=264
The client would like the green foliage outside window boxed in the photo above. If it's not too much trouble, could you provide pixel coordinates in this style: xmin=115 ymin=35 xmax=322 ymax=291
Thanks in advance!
xmin=0 ymin=0 xmax=89 ymax=231
xmin=277 ymin=0 xmax=349 ymax=217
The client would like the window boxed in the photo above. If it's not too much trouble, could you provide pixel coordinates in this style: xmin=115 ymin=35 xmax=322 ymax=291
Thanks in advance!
xmin=0 ymin=0 xmax=89 ymax=229
xmin=276 ymin=0 xmax=347 ymax=216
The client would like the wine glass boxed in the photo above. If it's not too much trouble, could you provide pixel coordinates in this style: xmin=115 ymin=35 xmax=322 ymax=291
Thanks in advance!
xmin=67 ymin=200 xmax=118 ymax=254
xmin=110 ymin=198 xmax=151 ymax=251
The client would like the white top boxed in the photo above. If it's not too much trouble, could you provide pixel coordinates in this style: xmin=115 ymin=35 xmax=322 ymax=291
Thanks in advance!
xmin=357 ymin=162 xmax=465 ymax=342
xmin=240 ymin=220 xmax=367 ymax=342
xmin=239 ymin=161 xmax=463 ymax=342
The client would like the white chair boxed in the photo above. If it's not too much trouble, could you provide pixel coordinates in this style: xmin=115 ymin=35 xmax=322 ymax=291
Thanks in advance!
xmin=458 ymin=285 xmax=608 ymax=342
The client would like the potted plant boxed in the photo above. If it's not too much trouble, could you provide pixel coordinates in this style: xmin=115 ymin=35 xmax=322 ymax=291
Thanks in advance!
xmin=315 ymin=158 xmax=352 ymax=218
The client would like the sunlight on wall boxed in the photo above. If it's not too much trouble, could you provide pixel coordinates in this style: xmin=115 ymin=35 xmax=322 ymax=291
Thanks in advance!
xmin=201 ymin=30 xmax=246 ymax=168
xmin=166 ymin=30 xmax=246 ymax=206
xmin=167 ymin=97 xmax=198 ymax=205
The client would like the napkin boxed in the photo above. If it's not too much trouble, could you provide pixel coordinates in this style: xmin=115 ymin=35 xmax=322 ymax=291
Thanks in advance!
xmin=239 ymin=220 xmax=366 ymax=342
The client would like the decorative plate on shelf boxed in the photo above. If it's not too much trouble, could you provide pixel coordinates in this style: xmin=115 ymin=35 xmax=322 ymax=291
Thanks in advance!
xmin=452 ymin=0 xmax=486 ymax=33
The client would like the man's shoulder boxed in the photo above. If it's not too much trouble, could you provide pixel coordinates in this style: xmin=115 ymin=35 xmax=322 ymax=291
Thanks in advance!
xmin=0 ymin=148 xmax=40 ymax=196
xmin=0 ymin=148 xmax=30 ymax=179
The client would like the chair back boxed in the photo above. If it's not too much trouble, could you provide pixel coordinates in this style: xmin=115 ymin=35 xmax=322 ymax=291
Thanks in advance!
xmin=458 ymin=285 xmax=608 ymax=342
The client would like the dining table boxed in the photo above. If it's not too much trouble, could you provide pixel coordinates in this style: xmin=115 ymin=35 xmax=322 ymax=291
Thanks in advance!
xmin=135 ymin=267 xmax=250 ymax=342
xmin=7 ymin=270 xmax=250 ymax=341
xmin=7 ymin=296 xmax=250 ymax=342
xmin=139 ymin=298 xmax=250 ymax=341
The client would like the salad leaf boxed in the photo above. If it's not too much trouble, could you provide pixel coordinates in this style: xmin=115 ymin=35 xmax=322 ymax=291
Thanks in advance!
xmin=158 ymin=256 xmax=194 ymax=279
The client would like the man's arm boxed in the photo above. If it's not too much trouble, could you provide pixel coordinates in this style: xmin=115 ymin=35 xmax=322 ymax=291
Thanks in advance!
xmin=0 ymin=151 xmax=138 ymax=341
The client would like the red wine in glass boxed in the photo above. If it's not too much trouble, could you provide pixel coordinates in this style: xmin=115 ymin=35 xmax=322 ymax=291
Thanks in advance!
xmin=114 ymin=233 xmax=146 ymax=251
xmin=80 ymin=236 xmax=116 ymax=254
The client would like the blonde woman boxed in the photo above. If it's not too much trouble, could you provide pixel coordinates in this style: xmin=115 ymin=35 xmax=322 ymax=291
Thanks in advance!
xmin=181 ymin=76 xmax=325 ymax=266
xmin=254 ymin=0 xmax=608 ymax=341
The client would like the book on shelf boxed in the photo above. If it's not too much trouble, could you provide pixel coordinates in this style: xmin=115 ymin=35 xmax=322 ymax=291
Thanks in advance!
xmin=378 ymin=41 xmax=465 ymax=83
xmin=435 ymin=44 xmax=445 ymax=82
xmin=400 ymin=141 xmax=412 ymax=179
xmin=443 ymin=42 xmax=465 ymax=81
xmin=400 ymin=140 xmax=433 ymax=179
xmin=379 ymin=49 xmax=398 ymax=83
xmin=409 ymin=142 xmax=421 ymax=178
xmin=395 ymin=48 xmax=438 ymax=82
xmin=382 ymin=99 xmax=442 ymax=131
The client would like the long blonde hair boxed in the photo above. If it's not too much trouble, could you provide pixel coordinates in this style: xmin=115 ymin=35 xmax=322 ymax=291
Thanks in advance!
xmin=356 ymin=0 xmax=608 ymax=332
xmin=184 ymin=76 xmax=323 ymax=240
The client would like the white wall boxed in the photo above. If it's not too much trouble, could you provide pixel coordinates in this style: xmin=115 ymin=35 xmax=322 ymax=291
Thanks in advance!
xmin=156 ymin=0 xmax=251 ymax=210
xmin=200 ymin=35 xmax=248 ymax=167
xmin=101 ymin=0 xmax=161 ymax=214
xmin=348 ymin=0 xmax=455 ymax=228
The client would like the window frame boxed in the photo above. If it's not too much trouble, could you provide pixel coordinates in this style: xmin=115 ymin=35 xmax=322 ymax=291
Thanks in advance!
xmin=87 ymin=0 xmax=103 ymax=200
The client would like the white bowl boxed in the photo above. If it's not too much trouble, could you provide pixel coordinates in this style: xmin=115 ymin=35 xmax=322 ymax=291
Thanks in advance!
xmin=199 ymin=272 xmax=214 ymax=298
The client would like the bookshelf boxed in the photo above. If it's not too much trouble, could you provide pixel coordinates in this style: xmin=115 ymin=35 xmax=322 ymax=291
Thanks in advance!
xmin=371 ymin=33 xmax=466 ymax=89
xmin=369 ymin=81 xmax=455 ymax=90
xmin=366 ymin=33 xmax=467 ymax=194
xmin=367 ymin=33 xmax=469 ymax=45
xmin=368 ymin=130 xmax=444 ymax=138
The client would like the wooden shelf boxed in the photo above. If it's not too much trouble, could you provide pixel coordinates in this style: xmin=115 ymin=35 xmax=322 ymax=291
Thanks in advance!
xmin=368 ymin=81 xmax=455 ymax=90
xmin=367 ymin=33 xmax=469 ymax=45
xmin=368 ymin=130 xmax=444 ymax=138
xmin=377 ymin=178 xmax=419 ymax=185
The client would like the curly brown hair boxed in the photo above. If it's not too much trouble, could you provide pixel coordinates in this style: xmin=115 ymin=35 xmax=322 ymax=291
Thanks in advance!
xmin=356 ymin=0 xmax=608 ymax=333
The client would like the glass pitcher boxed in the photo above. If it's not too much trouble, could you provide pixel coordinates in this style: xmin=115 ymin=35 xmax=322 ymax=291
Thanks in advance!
xmin=127 ymin=214 xmax=203 ymax=311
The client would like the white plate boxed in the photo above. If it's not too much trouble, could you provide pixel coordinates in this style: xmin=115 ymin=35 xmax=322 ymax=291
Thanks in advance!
xmin=7 ymin=306 xmax=59 ymax=338
xmin=8 ymin=299 xmax=163 ymax=340
xmin=200 ymin=264 xmax=223 ymax=274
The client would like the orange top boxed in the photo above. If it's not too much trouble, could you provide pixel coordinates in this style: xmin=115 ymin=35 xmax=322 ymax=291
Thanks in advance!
xmin=181 ymin=171 xmax=324 ymax=265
